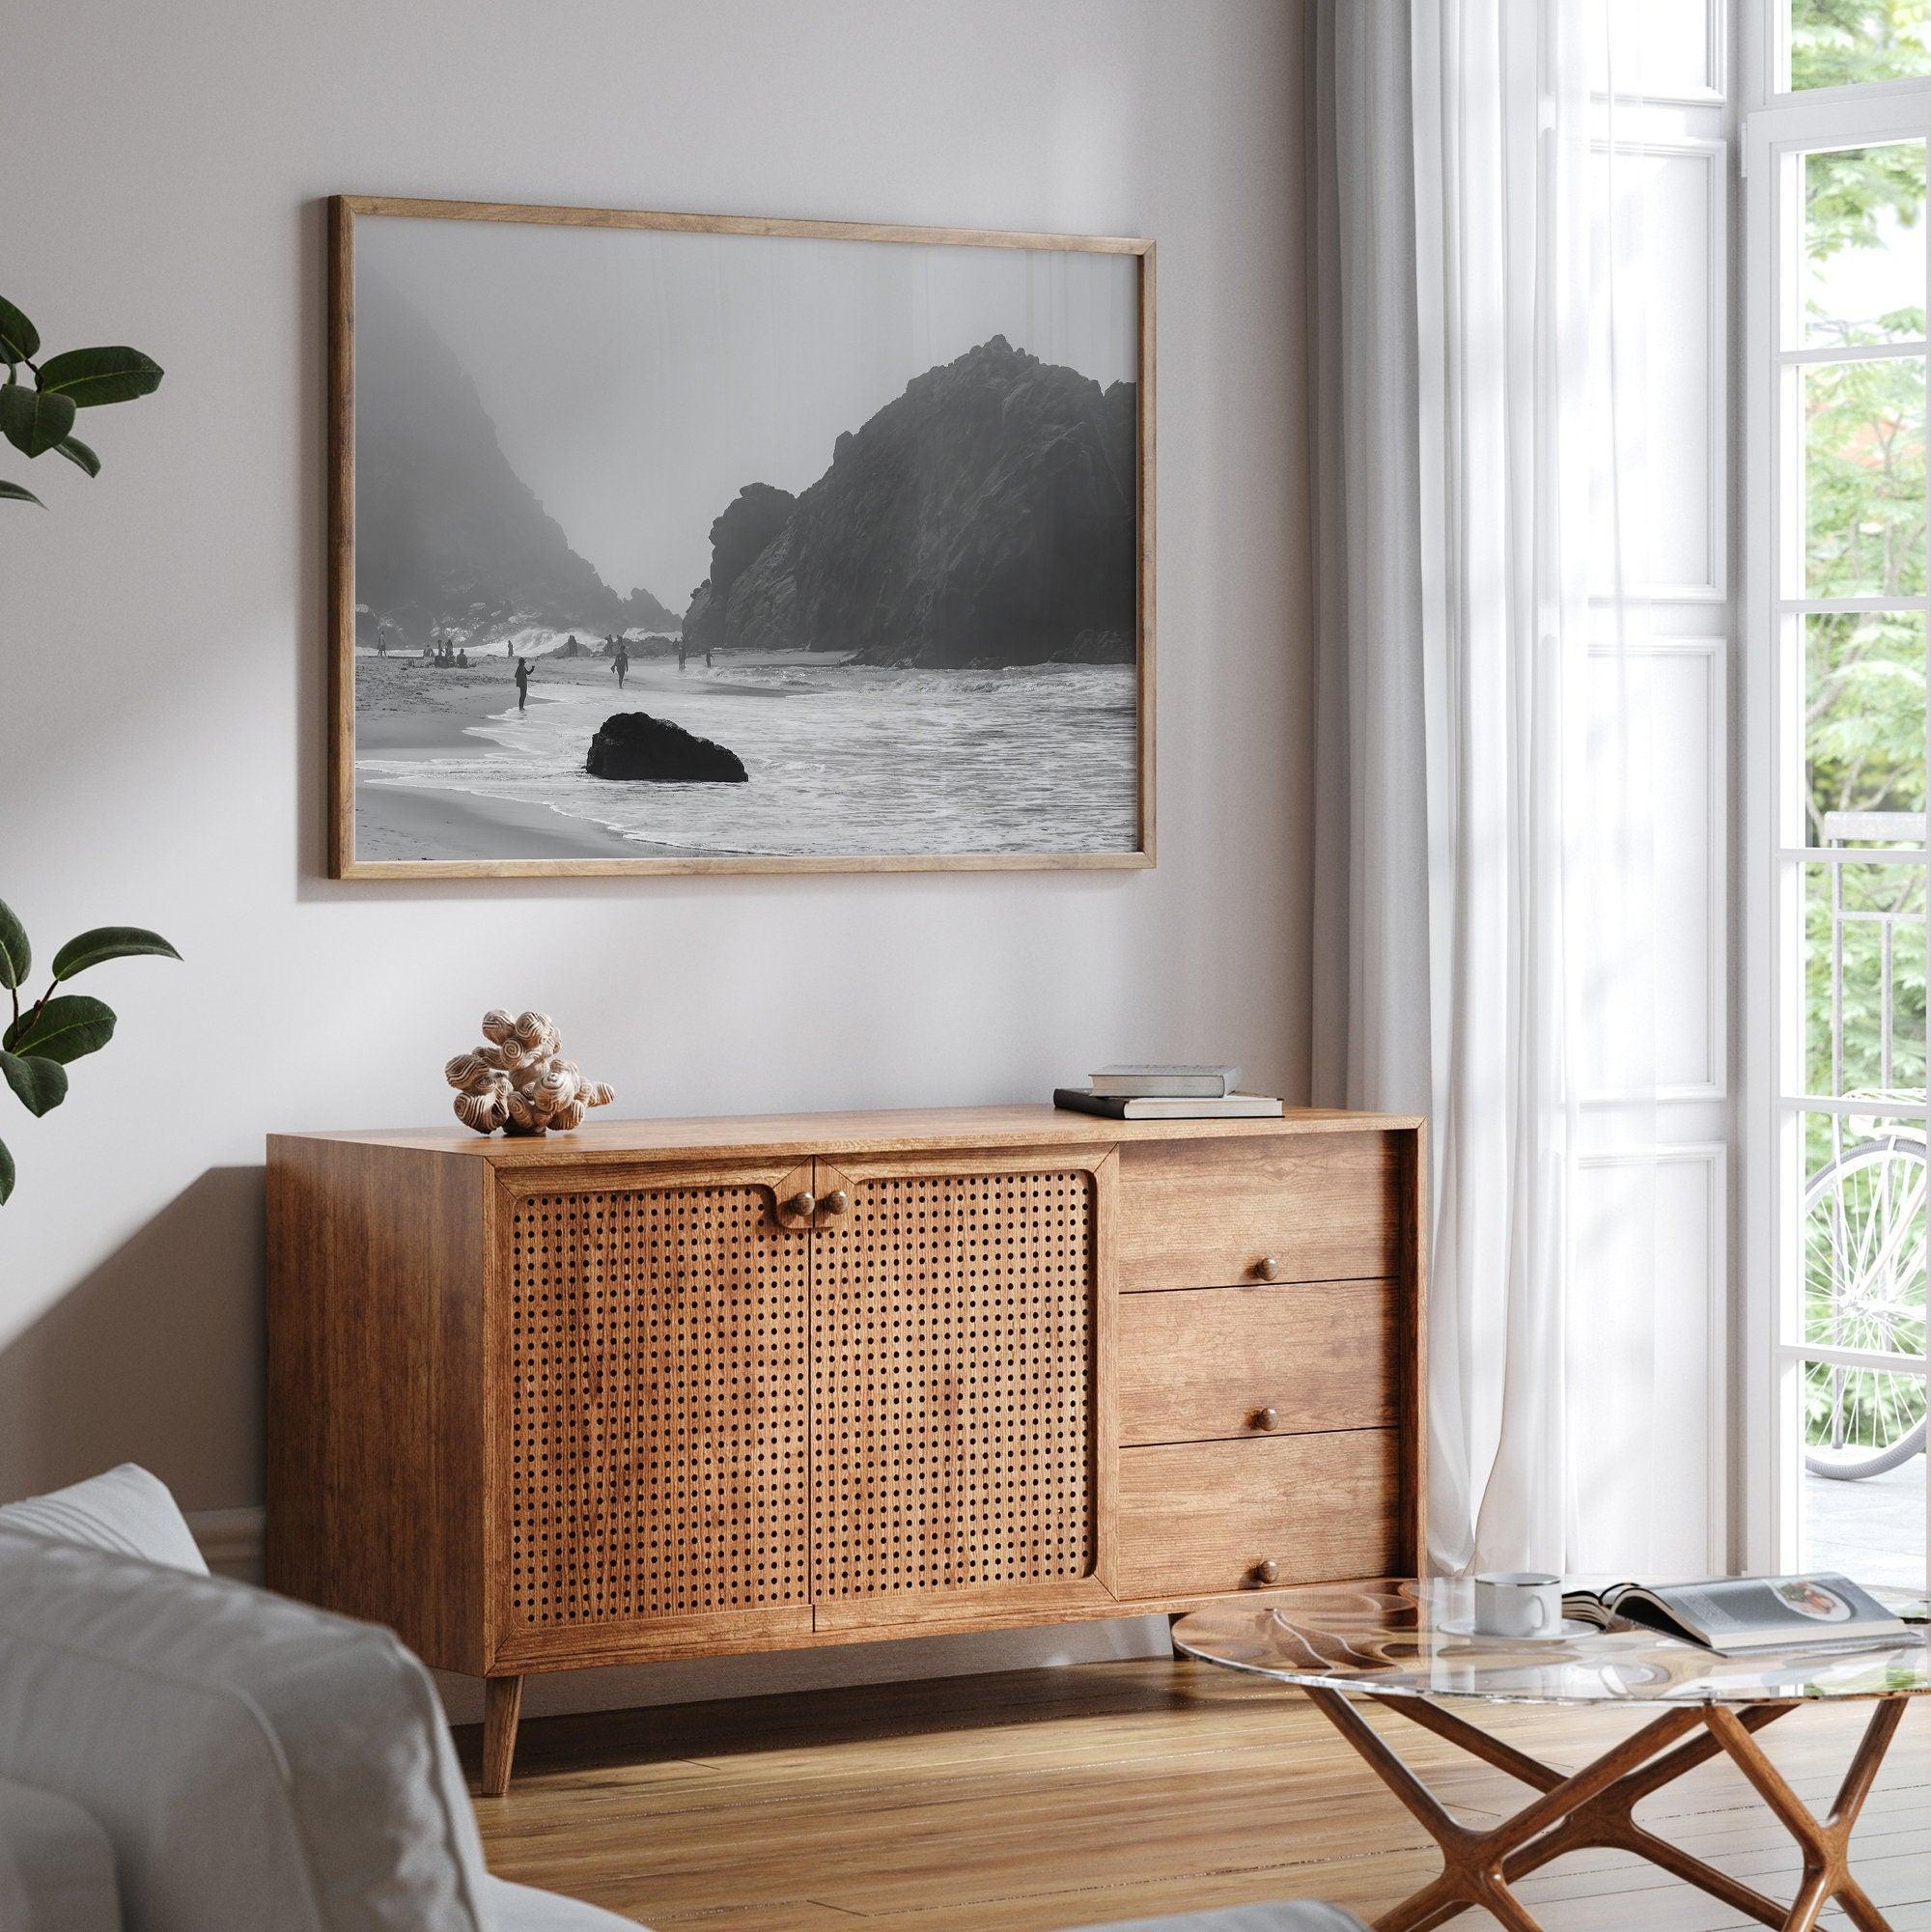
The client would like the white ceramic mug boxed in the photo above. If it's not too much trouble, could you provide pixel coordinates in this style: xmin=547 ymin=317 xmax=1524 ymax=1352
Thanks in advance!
xmin=1471 ymin=1571 xmax=1563 ymax=1640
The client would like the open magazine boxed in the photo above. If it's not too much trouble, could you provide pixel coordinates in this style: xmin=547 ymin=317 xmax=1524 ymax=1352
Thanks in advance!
xmin=1563 ymin=1574 xmax=1915 ymax=1656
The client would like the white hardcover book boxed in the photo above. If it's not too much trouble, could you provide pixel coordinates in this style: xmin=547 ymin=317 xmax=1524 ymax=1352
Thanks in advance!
xmin=1089 ymin=1062 xmax=1239 ymax=1098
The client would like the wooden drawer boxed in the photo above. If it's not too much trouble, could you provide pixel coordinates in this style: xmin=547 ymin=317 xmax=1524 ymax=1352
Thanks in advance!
xmin=1115 ymin=1432 xmax=1400 ymax=1598
xmin=1117 ymin=1133 xmax=1401 ymax=1291
xmin=1118 ymin=1280 xmax=1397 ymax=1445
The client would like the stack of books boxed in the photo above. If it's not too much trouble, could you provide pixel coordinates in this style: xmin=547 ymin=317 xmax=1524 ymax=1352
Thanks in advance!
xmin=1053 ymin=1065 xmax=1284 ymax=1120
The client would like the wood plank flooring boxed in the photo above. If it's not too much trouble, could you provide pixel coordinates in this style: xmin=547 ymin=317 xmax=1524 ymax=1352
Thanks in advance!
xmin=462 ymin=1658 xmax=1931 ymax=1930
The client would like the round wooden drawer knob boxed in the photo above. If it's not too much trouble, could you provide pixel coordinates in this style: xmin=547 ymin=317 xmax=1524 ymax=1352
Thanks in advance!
xmin=1254 ymin=1406 xmax=1279 ymax=1432
xmin=787 ymin=1190 xmax=817 ymax=1219
xmin=821 ymin=1189 xmax=850 ymax=1216
xmin=1254 ymin=1557 xmax=1280 ymax=1585
xmin=1255 ymin=1255 xmax=1281 ymax=1281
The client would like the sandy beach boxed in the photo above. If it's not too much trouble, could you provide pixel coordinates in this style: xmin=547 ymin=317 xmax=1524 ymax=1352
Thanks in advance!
xmin=355 ymin=782 xmax=654 ymax=861
xmin=356 ymin=710 xmax=496 ymax=755
xmin=352 ymin=654 xmax=740 ymax=858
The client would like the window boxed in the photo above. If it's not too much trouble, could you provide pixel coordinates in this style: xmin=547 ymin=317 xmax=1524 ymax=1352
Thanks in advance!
xmin=1783 ymin=0 xmax=1931 ymax=93
xmin=1748 ymin=1 xmax=1931 ymax=1596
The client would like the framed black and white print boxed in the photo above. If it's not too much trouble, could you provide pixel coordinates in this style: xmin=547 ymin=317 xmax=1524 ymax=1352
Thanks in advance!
xmin=326 ymin=196 xmax=1154 ymax=878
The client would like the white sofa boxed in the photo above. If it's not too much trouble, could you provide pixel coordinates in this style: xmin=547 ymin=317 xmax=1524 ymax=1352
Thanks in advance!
xmin=0 ymin=1466 xmax=1361 ymax=1932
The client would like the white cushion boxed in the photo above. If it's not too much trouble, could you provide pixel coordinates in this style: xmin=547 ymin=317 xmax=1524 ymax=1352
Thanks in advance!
xmin=0 ymin=1774 xmax=121 ymax=1932
xmin=484 ymin=1874 xmax=642 ymax=1930
xmin=0 ymin=1463 xmax=208 ymax=1575
xmin=0 ymin=1524 xmax=492 ymax=1931
xmin=1064 ymin=1908 xmax=1366 ymax=1931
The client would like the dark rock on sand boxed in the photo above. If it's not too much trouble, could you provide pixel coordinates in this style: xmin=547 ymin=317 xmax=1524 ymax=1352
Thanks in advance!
xmin=586 ymin=712 xmax=748 ymax=783
xmin=717 ymin=335 xmax=1135 ymax=668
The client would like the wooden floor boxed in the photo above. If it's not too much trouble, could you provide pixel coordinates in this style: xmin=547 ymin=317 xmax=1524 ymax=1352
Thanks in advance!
xmin=463 ymin=1658 xmax=1931 ymax=1931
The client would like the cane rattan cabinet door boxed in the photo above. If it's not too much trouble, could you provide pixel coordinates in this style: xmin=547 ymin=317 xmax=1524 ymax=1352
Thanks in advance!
xmin=808 ymin=1154 xmax=1114 ymax=1626
xmin=500 ymin=1169 xmax=812 ymax=1656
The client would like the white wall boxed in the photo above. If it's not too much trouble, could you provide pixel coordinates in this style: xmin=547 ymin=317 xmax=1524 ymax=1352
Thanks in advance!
xmin=0 ymin=0 xmax=1312 ymax=1714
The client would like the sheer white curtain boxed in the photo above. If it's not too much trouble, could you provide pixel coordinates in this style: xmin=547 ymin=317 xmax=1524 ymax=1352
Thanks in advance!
xmin=1309 ymin=0 xmax=1662 ymax=1576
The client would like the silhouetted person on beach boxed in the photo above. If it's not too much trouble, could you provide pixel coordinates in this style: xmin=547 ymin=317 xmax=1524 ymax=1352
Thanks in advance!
xmin=677 ymin=638 xmax=687 ymax=673
xmin=614 ymin=641 xmax=630 ymax=688
xmin=515 ymin=658 xmax=532 ymax=713
xmin=705 ymin=645 xmax=714 ymax=668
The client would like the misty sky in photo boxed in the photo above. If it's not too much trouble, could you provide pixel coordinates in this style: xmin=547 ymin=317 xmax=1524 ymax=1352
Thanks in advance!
xmin=357 ymin=215 xmax=1139 ymax=607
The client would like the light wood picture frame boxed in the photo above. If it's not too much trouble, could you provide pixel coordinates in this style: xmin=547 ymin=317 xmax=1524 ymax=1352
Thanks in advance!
xmin=327 ymin=196 xmax=1155 ymax=879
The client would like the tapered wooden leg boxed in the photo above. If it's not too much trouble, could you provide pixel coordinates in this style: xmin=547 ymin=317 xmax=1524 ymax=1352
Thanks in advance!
xmin=482 ymin=1674 xmax=524 ymax=1798
xmin=1841 ymin=1876 xmax=1897 ymax=1932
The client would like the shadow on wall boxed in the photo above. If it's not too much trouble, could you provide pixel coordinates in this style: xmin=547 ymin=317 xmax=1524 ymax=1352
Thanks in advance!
xmin=0 ymin=1166 xmax=265 ymax=1510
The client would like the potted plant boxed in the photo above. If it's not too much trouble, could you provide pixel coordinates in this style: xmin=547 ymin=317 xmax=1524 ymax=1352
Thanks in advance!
xmin=2 ymin=289 xmax=175 ymax=1202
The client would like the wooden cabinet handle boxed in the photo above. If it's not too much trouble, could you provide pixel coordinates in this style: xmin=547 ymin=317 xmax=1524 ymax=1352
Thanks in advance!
xmin=821 ymin=1189 xmax=850 ymax=1217
xmin=1254 ymin=1557 xmax=1279 ymax=1585
xmin=1254 ymin=1406 xmax=1278 ymax=1432
xmin=786 ymin=1190 xmax=816 ymax=1219
xmin=1254 ymin=1255 xmax=1281 ymax=1281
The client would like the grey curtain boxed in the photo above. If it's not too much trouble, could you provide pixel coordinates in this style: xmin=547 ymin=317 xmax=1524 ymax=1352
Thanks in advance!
xmin=1307 ymin=0 xmax=1470 ymax=1572
xmin=1306 ymin=1 xmax=1431 ymax=1125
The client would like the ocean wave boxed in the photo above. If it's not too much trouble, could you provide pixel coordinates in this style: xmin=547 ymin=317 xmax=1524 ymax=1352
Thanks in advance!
xmin=358 ymin=663 xmax=1137 ymax=857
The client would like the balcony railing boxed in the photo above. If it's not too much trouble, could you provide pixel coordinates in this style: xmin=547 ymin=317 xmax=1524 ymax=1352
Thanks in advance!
xmin=1805 ymin=808 xmax=1928 ymax=1485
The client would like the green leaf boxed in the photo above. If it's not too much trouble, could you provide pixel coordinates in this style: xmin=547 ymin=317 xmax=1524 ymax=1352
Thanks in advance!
xmin=0 ymin=1134 xmax=14 ymax=1206
xmin=0 ymin=479 xmax=42 ymax=507
xmin=36 ymin=347 xmax=163 ymax=409
xmin=0 ymin=901 xmax=27 ymax=989
xmin=0 ymin=1050 xmax=68 ymax=1117
xmin=5 ymin=994 xmax=116 ymax=1064
xmin=0 ymin=296 xmax=40 ymax=364
xmin=51 ymin=926 xmax=180 ymax=980
xmin=53 ymin=434 xmax=99 ymax=478
xmin=0 ymin=382 xmax=77 ymax=459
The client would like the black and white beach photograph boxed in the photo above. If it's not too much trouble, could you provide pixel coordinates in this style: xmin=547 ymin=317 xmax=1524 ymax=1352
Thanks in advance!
xmin=331 ymin=201 xmax=1151 ymax=876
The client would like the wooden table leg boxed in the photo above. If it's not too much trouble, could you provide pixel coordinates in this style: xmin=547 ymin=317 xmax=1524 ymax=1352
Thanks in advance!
xmin=1303 ymin=1688 xmax=1701 ymax=1931
xmin=481 ymin=1673 xmax=524 ymax=1798
xmin=1298 ymin=1690 xmax=1912 ymax=1932
xmin=1502 ymin=1702 xmax=1802 ymax=1928
xmin=1702 ymin=1699 xmax=1908 ymax=1932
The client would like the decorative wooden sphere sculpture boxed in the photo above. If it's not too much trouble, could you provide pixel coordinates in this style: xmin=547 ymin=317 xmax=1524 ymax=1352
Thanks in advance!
xmin=443 ymin=1009 xmax=614 ymax=1136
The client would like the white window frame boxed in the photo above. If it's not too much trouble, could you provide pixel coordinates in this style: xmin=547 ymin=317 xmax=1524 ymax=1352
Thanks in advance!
xmin=1742 ymin=7 xmax=1931 ymax=1592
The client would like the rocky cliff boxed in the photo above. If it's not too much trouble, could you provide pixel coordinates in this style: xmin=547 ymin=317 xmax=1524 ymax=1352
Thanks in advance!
xmin=684 ymin=483 xmax=797 ymax=651
xmin=714 ymin=336 xmax=1135 ymax=667
xmin=352 ymin=269 xmax=678 ymax=648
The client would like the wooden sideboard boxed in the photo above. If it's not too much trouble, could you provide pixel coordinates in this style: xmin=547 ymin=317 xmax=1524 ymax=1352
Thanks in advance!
xmin=266 ymin=1105 xmax=1425 ymax=1791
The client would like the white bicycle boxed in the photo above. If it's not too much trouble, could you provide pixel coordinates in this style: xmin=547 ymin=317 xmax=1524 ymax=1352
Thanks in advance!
xmin=1804 ymin=1128 xmax=1929 ymax=1481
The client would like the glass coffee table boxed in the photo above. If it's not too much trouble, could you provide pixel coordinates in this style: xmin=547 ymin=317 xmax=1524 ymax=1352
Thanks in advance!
xmin=1173 ymin=1579 xmax=1931 ymax=1932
